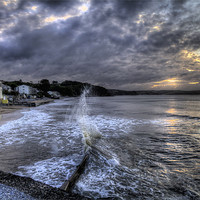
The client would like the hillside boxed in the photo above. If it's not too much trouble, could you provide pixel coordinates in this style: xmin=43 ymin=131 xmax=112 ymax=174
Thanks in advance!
xmin=3 ymin=80 xmax=111 ymax=97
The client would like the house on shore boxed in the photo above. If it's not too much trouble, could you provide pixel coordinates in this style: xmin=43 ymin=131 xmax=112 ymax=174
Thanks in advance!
xmin=47 ymin=91 xmax=61 ymax=99
xmin=15 ymin=85 xmax=38 ymax=95
xmin=2 ymin=84 xmax=12 ymax=92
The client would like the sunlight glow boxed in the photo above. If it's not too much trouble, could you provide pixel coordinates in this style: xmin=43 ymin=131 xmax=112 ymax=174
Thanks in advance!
xmin=152 ymin=85 xmax=159 ymax=88
xmin=152 ymin=78 xmax=181 ymax=88
xmin=79 ymin=4 xmax=88 ymax=12
xmin=135 ymin=14 xmax=145 ymax=24
xmin=44 ymin=14 xmax=74 ymax=24
xmin=166 ymin=108 xmax=177 ymax=114
xmin=3 ymin=0 xmax=18 ymax=6
xmin=189 ymin=82 xmax=199 ymax=85
xmin=186 ymin=68 xmax=195 ymax=72
xmin=3 ymin=1 xmax=8 ymax=6
xmin=31 ymin=6 xmax=38 ymax=11
xmin=154 ymin=78 xmax=181 ymax=84
xmin=165 ymin=118 xmax=180 ymax=134
xmin=149 ymin=24 xmax=162 ymax=33
xmin=181 ymin=49 xmax=200 ymax=63
xmin=78 ymin=0 xmax=90 ymax=13
xmin=152 ymin=25 xmax=161 ymax=31
xmin=43 ymin=1 xmax=90 ymax=25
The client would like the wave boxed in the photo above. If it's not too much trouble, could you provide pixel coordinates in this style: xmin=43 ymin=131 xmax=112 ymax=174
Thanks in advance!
xmin=165 ymin=113 xmax=200 ymax=120
xmin=73 ymin=88 xmax=101 ymax=152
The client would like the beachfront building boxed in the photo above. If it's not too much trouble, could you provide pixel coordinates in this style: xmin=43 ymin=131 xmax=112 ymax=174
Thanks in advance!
xmin=15 ymin=85 xmax=38 ymax=95
xmin=47 ymin=91 xmax=61 ymax=99
xmin=2 ymin=84 xmax=12 ymax=92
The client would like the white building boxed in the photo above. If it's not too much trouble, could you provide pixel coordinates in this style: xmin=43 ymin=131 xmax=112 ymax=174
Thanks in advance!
xmin=48 ymin=91 xmax=60 ymax=99
xmin=15 ymin=85 xmax=38 ymax=95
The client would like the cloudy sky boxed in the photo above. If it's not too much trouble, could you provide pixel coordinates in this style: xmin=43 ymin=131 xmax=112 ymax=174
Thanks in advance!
xmin=0 ymin=0 xmax=200 ymax=90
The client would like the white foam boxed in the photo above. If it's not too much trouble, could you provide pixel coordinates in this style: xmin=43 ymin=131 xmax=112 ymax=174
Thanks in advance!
xmin=82 ymin=115 xmax=147 ymax=138
xmin=74 ymin=155 xmax=140 ymax=199
xmin=0 ymin=107 xmax=84 ymax=149
xmin=0 ymin=109 xmax=52 ymax=146
xmin=16 ymin=154 xmax=83 ymax=187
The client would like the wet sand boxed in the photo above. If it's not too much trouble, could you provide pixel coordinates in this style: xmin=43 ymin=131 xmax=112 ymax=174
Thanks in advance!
xmin=0 ymin=106 xmax=27 ymax=126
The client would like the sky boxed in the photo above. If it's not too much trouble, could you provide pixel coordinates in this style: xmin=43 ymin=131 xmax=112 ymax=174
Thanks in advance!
xmin=0 ymin=0 xmax=200 ymax=90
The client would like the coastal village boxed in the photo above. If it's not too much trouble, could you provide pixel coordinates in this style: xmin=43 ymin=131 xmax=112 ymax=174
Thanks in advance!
xmin=0 ymin=79 xmax=111 ymax=109
xmin=0 ymin=81 xmax=59 ymax=107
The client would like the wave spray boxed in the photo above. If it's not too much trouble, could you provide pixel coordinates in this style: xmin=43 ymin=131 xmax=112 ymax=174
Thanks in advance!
xmin=76 ymin=88 xmax=101 ymax=152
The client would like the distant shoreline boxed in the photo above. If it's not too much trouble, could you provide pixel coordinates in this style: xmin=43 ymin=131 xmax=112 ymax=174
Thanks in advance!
xmin=108 ymin=89 xmax=200 ymax=96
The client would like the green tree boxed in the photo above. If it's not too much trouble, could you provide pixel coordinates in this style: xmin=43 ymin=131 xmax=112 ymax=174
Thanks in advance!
xmin=40 ymin=79 xmax=50 ymax=92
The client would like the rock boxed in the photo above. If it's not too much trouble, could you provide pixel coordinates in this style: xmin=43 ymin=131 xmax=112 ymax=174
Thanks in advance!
xmin=0 ymin=170 xmax=89 ymax=200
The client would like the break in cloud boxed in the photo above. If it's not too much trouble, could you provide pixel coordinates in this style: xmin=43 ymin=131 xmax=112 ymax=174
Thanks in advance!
xmin=0 ymin=0 xmax=200 ymax=90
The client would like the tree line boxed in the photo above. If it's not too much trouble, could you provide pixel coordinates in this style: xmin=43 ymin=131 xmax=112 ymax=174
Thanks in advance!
xmin=3 ymin=79 xmax=111 ymax=97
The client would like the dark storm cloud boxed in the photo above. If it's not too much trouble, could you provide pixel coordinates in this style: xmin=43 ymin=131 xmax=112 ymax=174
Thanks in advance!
xmin=89 ymin=0 xmax=152 ymax=29
xmin=17 ymin=0 xmax=80 ymax=12
xmin=0 ymin=7 xmax=8 ymax=19
xmin=1 ymin=0 xmax=200 ymax=89
xmin=91 ymin=0 xmax=152 ymax=17
xmin=114 ymin=0 xmax=153 ymax=19
xmin=137 ymin=28 xmax=185 ymax=54
xmin=171 ymin=0 xmax=188 ymax=16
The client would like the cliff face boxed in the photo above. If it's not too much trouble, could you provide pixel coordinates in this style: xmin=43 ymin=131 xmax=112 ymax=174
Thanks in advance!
xmin=51 ymin=81 xmax=111 ymax=97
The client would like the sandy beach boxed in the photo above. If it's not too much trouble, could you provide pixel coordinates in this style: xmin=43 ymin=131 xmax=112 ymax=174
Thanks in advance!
xmin=0 ymin=106 xmax=27 ymax=126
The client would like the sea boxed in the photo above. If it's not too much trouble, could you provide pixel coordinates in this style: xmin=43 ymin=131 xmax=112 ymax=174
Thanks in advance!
xmin=0 ymin=93 xmax=200 ymax=200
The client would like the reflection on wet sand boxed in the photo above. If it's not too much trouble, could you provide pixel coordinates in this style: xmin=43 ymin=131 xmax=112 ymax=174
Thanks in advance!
xmin=0 ymin=106 xmax=26 ymax=126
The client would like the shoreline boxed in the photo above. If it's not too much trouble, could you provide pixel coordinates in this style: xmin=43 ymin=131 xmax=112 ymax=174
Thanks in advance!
xmin=0 ymin=106 xmax=28 ymax=126
xmin=0 ymin=99 xmax=55 ymax=126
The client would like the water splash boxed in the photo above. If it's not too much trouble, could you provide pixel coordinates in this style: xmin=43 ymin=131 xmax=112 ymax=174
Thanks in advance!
xmin=76 ymin=88 xmax=101 ymax=152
